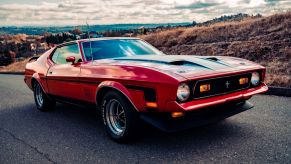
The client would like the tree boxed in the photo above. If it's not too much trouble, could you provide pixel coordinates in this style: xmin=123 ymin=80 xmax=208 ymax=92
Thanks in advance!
xmin=72 ymin=28 xmax=82 ymax=35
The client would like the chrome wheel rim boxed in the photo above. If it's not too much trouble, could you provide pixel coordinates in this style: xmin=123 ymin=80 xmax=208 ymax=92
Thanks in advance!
xmin=105 ymin=99 xmax=126 ymax=136
xmin=35 ymin=84 xmax=43 ymax=107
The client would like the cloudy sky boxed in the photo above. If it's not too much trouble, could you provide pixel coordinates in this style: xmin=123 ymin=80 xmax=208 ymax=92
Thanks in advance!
xmin=0 ymin=0 xmax=290 ymax=26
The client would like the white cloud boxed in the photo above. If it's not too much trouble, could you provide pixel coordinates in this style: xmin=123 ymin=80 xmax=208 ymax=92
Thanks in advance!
xmin=249 ymin=0 xmax=266 ymax=7
xmin=0 ymin=0 xmax=289 ymax=26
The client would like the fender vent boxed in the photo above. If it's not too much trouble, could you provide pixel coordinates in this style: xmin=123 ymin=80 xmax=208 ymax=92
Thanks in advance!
xmin=125 ymin=85 xmax=156 ymax=102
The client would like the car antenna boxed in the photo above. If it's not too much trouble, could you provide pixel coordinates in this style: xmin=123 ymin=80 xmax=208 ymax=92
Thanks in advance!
xmin=86 ymin=18 xmax=93 ymax=64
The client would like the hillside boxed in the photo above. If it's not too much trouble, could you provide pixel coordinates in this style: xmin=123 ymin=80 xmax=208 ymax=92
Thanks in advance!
xmin=140 ymin=12 xmax=291 ymax=88
xmin=0 ymin=23 xmax=191 ymax=35
xmin=0 ymin=58 xmax=29 ymax=73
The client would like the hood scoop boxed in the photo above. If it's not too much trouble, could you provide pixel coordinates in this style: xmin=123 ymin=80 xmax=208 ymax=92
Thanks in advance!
xmin=115 ymin=58 xmax=213 ymax=70
xmin=205 ymin=57 xmax=219 ymax=61
xmin=202 ymin=57 xmax=232 ymax=67
xmin=169 ymin=60 xmax=190 ymax=65
xmin=168 ymin=60 xmax=212 ymax=70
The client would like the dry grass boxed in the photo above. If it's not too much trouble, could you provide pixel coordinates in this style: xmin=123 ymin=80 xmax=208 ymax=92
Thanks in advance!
xmin=0 ymin=59 xmax=29 ymax=73
xmin=140 ymin=12 xmax=291 ymax=88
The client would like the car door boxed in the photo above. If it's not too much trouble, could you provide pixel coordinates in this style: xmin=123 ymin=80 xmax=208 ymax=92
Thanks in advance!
xmin=47 ymin=43 xmax=84 ymax=100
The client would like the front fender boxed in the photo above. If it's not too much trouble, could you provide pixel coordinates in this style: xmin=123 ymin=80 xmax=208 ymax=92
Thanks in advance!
xmin=96 ymin=81 xmax=145 ymax=112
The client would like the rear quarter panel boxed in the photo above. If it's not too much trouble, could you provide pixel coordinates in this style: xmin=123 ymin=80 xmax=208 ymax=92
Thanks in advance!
xmin=24 ymin=49 xmax=54 ymax=92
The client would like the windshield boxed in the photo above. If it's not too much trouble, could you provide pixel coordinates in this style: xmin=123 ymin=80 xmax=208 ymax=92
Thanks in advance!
xmin=82 ymin=39 xmax=163 ymax=60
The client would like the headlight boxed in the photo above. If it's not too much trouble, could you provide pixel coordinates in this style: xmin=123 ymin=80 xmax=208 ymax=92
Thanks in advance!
xmin=251 ymin=72 xmax=260 ymax=86
xmin=177 ymin=83 xmax=190 ymax=102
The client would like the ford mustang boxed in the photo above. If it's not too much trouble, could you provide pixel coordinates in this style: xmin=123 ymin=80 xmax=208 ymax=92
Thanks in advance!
xmin=24 ymin=38 xmax=268 ymax=142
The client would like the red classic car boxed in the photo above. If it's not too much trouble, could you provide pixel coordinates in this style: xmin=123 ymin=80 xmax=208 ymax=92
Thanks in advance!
xmin=24 ymin=38 xmax=268 ymax=142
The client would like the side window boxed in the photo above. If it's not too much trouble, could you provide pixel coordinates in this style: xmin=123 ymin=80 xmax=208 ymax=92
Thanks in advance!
xmin=82 ymin=42 xmax=93 ymax=61
xmin=52 ymin=44 xmax=82 ymax=64
xmin=51 ymin=48 xmax=60 ymax=63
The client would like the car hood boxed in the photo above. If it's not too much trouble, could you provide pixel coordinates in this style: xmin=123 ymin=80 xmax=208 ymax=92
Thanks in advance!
xmin=93 ymin=55 xmax=262 ymax=80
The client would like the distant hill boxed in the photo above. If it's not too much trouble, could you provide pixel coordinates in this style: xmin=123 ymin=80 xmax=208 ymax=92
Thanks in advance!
xmin=140 ymin=12 xmax=291 ymax=87
xmin=0 ymin=23 xmax=191 ymax=35
xmin=0 ymin=13 xmax=258 ymax=35
xmin=0 ymin=13 xmax=261 ymax=35
xmin=191 ymin=13 xmax=262 ymax=26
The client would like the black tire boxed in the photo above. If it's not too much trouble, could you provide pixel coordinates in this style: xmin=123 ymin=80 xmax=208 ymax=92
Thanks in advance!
xmin=33 ymin=82 xmax=56 ymax=112
xmin=101 ymin=91 xmax=139 ymax=143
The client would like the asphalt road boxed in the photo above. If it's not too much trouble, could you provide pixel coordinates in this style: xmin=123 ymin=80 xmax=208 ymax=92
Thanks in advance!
xmin=0 ymin=74 xmax=290 ymax=164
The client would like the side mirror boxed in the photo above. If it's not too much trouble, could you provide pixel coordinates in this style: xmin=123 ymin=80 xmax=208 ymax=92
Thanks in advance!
xmin=66 ymin=56 xmax=75 ymax=64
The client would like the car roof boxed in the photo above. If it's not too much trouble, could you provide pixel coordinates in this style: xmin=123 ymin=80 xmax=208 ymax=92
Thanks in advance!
xmin=57 ymin=37 xmax=141 ymax=47
xmin=77 ymin=37 xmax=140 ymax=43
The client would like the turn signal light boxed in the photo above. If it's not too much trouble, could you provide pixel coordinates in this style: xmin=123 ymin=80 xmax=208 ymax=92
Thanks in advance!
xmin=239 ymin=77 xmax=249 ymax=85
xmin=171 ymin=112 xmax=185 ymax=118
xmin=146 ymin=102 xmax=158 ymax=108
xmin=200 ymin=84 xmax=211 ymax=92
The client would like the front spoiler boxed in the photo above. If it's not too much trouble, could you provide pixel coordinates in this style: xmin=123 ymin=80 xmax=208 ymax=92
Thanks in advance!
xmin=140 ymin=100 xmax=253 ymax=132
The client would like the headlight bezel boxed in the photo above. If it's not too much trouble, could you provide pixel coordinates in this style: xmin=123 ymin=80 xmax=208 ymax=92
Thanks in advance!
xmin=176 ymin=83 xmax=190 ymax=102
xmin=251 ymin=71 xmax=260 ymax=86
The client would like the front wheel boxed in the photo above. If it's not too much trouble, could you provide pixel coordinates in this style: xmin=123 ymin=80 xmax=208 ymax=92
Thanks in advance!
xmin=101 ymin=91 xmax=139 ymax=143
xmin=34 ymin=82 xmax=55 ymax=112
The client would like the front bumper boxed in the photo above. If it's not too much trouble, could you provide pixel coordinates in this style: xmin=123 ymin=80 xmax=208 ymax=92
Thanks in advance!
xmin=140 ymin=100 xmax=253 ymax=132
xmin=165 ymin=83 xmax=268 ymax=112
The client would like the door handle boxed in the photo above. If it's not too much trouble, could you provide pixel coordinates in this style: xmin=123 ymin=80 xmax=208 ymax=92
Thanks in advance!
xmin=48 ymin=71 xmax=53 ymax=74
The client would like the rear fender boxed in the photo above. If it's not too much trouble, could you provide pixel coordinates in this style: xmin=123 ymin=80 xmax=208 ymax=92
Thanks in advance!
xmin=32 ymin=73 xmax=49 ymax=93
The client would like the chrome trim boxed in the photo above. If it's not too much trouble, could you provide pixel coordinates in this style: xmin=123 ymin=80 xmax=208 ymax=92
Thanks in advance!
xmin=35 ymin=83 xmax=44 ymax=107
xmin=105 ymin=99 xmax=126 ymax=136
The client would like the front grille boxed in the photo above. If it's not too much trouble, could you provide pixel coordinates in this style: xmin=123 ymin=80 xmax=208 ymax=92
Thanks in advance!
xmin=193 ymin=73 xmax=252 ymax=99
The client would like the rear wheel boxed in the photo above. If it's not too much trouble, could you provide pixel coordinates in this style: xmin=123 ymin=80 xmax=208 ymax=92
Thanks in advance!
xmin=34 ymin=82 xmax=55 ymax=112
xmin=101 ymin=91 xmax=139 ymax=143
